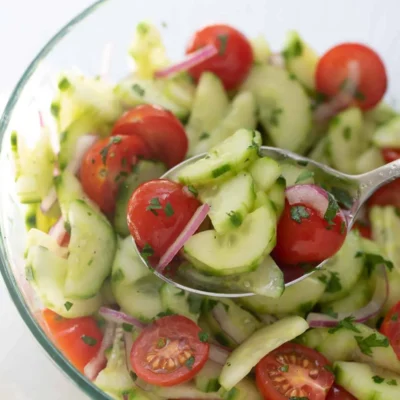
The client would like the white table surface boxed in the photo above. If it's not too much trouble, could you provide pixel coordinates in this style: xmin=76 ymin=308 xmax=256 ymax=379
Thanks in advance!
xmin=0 ymin=2 xmax=93 ymax=399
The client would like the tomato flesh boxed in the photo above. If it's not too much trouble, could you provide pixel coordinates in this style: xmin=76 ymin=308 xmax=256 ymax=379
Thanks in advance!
xmin=256 ymin=342 xmax=334 ymax=400
xmin=127 ymin=179 xmax=200 ymax=258
xmin=316 ymin=43 xmax=387 ymax=110
xmin=326 ymin=384 xmax=357 ymax=400
xmin=351 ymin=221 xmax=372 ymax=239
xmin=130 ymin=315 xmax=209 ymax=386
xmin=381 ymin=148 xmax=400 ymax=164
xmin=186 ymin=24 xmax=253 ymax=90
xmin=42 ymin=309 xmax=103 ymax=373
xmin=112 ymin=105 xmax=188 ymax=168
xmin=380 ymin=301 xmax=400 ymax=360
xmin=272 ymin=200 xmax=347 ymax=265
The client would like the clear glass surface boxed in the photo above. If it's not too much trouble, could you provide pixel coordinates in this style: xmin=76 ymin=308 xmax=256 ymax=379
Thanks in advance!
xmin=0 ymin=0 xmax=399 ymax=398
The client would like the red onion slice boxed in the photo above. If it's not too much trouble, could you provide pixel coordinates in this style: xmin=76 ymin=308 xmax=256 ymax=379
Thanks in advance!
xmin=66 ymin=135 xmax=98 ymax=175
xmin=40 ymin=187 xmax=57 ymax=214
xmin=209 ymin=343 xmax=230 ymax=365
xmin=84 ymin=322 xmax=116 ymax=380
xmin=286 ymin=184 xmax=329 ymax=218
xmin=154 ymin=45 xmax=218 ymax=78
xmin=124 ymin=331 xmax=135 ymax=377
xmin=156 ymin=203 xmax=210 ymax=273
xmin=48 ymin=217 xmax=67 ymax=246
xmin=99 ymin=307 xmax=146 ymax=329
xmin=307 ymin=264 xmax=388 ymax=328
xmin=269 ymin=53 xmax=285 ymax=68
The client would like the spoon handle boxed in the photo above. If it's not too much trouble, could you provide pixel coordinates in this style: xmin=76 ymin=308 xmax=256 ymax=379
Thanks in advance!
xmin=356 ymin=158 xmax=400 ymax=204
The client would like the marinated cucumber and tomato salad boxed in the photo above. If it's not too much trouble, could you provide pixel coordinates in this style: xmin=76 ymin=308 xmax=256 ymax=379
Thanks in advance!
xmin=10 ymin=19 xmax=400 ymax=400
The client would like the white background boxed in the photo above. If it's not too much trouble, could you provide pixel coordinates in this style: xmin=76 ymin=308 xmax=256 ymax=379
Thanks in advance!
xmin=0 ymin=2 xmax=93 ymax=399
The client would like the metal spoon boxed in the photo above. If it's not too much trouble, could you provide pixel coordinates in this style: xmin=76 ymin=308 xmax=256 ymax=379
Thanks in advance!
xmin=133 ymin=146 xmax=400 ymax=298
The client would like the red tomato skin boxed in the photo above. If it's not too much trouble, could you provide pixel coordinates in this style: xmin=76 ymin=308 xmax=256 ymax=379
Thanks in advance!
xmin=380 ymin=301 xmax=400 ymax=360
xmin=112 ymin=105 xmax=188 ymax=168
xmin=80 ymin=135 xmax=150 ymax=215
xmin=186 ymin=24 xmax=253 ymax=90
xmin=351 ymin=221 xmax=372 ymax=239
xmin=130 ymin=315 xmax=209 ymax=386
xmin=316 ymin=43 xmax=387 ymax=110
xmin=255 ymin=342 xmax=334 ymax=400
xmin=381 ymin=148 xmax=400 ymax=163
xmin=367 ymin=179 xmax=400 ymax=209
xmin=327 ymin=384 xmax=357 ymax=400
xmin=42 ymin=309 xmax=103 ymax=373
xmin=127 ymin=179 xmax=200 ymax=258
xmin=272 ymin=200 xmax=347 ymax=265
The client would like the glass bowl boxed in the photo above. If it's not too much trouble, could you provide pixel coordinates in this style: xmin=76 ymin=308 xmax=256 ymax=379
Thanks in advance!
xmin=0 ymin=0 xmax=399 ymax=398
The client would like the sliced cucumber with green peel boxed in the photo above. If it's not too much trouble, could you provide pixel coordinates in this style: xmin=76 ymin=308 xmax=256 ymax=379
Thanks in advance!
xmin=298 ymin=328 xmax=330 ymax=349
xmin=334 ymin=361 xmax=400 ymax=400
xmin=282 ymin=31 xmax=319 ymax=90
xmin=178 ymin=129 xmax=262 ymax=186
xmin=26 ymin=228 xmax=68 ymax=260
xmin=64 ymin=200 xmax=116 ymax=299
xmin=198 ymin=172 xmax=255 ymax=234
xmin=152 ymin=383 xmax=221 ymax=399
xmin=373 ymin=115 xmax=400 ymax=148
xmin=266 ymin=177 xmax=286 ymax=217
xmin=114 ymin=161 xmax=166 ymax=236
xmin=248 ymin=157 xmax=281 ymax=192
xmin=184 ymin=205 xmax=276 ymax=276
xmin=365 ymin=101 xmax=398 ymax=126
xmin=355 ymin=147 xmax=385 ymax=174
xmin=219 ymin=316 xmax=309 ymax=390
xmin=250 ymin=35 xmax=271 ymax=64
xmin=240 ymin=65 xmax=311 ymax=153
xmin=280 ymin=163 xmax=314 ymax=186
xmin=195 ymin=360 xmax=222 ymax=393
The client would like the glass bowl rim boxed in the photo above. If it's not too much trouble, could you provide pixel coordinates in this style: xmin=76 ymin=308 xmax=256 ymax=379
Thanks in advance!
xmin=0 ymin=1 xmax=112 ymax=399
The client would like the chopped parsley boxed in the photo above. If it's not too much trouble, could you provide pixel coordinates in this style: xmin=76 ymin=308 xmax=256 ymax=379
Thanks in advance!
xmin=295 ymin=170 xmax=314 ymax=184
xmin=100 ymin=136 xmax=122 ymax=164
xmin=157 ymin=338 xmax=166 ymax=348
xmin=204 ymin=299 xmax=218 ymax=312
xmin=198 ymin=332 xmax=209 ymax=343
xmin=391 ymin=313 xmax=399 ymax=321
xmin=372 ymin=375 xmax=384 ymax=384
xmin=227 ymin=211 xmax=243 ymax=227
xmin=217 ymin=34 xmax=229 ymax=55
xmin=355 ymin=251 xmax=394 ymax=275
xmin=354 ymin=89 xmax=366 ymax=101
xmin=330 ymin=187 xmax=353 ymax=209
xmin=343 ymin=126 xmax=352 ymax=141
xmin=354 ymin=333 xmax=389 ymax=356
xmin=146 ymin=197 xmax=162 ymax=215
xmin=122 ymin=323 xmax=133 ymax=332
xmin=280 ymin=364 xmax=289 ymax=372
xmin=290 ymin=205 xmax=310 ymax=224
xmin=324 ymin=307 xmax=338 ymax=319
xmin=164 ymin=202 xmax=174 ymax=217
xmin=141 ymin=244 xmax=154 ymax=261
xmin=156 ymin=309 xmax=176 ymax=318
xmin=81 ymin=335 xmax=97 ymax=346
xmin=325 ymin=272 xmax=342 ymax=293
xmin=387 ymin=379 xmax=398 ymax=386
xmin=50 ymin=101 xmax=60 ymax=117
xmin=58 ymin=77 xmax=71 ymax=91
xmin=187 ymin=185 xmax=198 ymax=197
xmin=269 ymin=107 xmax=283 ymax=127
xmin=324 ymin=365 xmax=334 ymax=373
xmin=199 ymin=132 xmax=210 ymax=140
xmin=132 ymin=83 xmax=145 ymax=97
xmin=185 ymin=356 xmax=195 ymax=369
xmin=328 ymin=317 xmax=360 ymax=334
xmin=25 ymin=266 xmax=34 ymax=282
xmin=64 ymin=301 xmax=73 ymax=311
xmin=324 ymin=192 xmax=340 ymax=226
xmin=174 ymin=289 xmax=185 ymax=297
xmin=282 ymin=38 xmax=303 ymax=59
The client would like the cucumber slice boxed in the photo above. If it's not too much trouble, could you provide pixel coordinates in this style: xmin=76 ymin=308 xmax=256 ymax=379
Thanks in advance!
xmin=24 ymin=204 xmax=37 ymax=231
xmin=219 ymin=316 xmax=309 ymax=390
xmin=365 ymin=101 xmax=398 ymax=126
xmin=184 ymin=205 xmax=276 ymax=276
xmin=161 ymin=74 xmax=196 ymax=110
xmin=64 ymin=200 xmax=116 ymax=299
xmin=384 ymin=270 xmax=400 ymax=315
xmin=250 ymin=35 xmax=271 ymax=64
xmin=226 ymin=378 xmax=263 ymax=400
xmin=248 ymin=157 xmax=281 ymax=192
xmin=298 ymin=328 xmax=330 ymax=349
xmin=316 ymin=230 xmax=364 ymax=303
xmin=186 ymin=72 xmax=229 ymax=155
xmin=27 ymin=246 xmax=102 ymax=318
xmin=334 ymin=362 xmax=400 ymax=400
xmin=266 ymin=177 xmax=286 ymax=218
xmin=373 ymin=115 xmax=400 ymax=148
xmin=191 ymin=91 xmax=257 ymax=156
xmin=282 ymin=31 xmax=319 ymax=90
xmin=26 ymin=228 xmax=68 ymax=260
xmin=280 ymin=163 xmax=314 ymax=186
xmin=355 ymin=147 xmax=385 ymax=174
xmin=328 ymin=107 xmax=364 ymax=174
xmin=239 ymin=275 xmax=325 ymax=316
xmin=195 ymin=360 xmax=222 ymax=392
xmin=178 ymin=129 xmax=262 ymax=186
xmin=240 ymin=65 xmax=311 ymax=153
xmin=100 ymin=278 xmax=116 ymax=306
xmin=198 ymin=172 xmax=255 ymax=234
xmin=308 ymin=137 xmax=331 ymax=165
xmin=114 ymin=161 xmax=166 ymax=236
xmin=152 ymin=383 xmax=221 ymax=399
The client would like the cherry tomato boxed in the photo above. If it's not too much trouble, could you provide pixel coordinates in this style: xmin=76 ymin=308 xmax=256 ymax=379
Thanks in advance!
xmin=367 ymin=179 xmax=400 ymax=209
xmin=112 ymin=105 xmax=187 ymax=168
xmin=256 ymin=342 xmax=335 ymax=400
xmin=351 ymin=221 xmax=372 ymax=239
xmin=272 ymin=199 xmax=347 ymax=265
xmin=381 ymin=148 xmax=400 ymax=164
xmin=327 ymin=384 xmax=357 ymax=400
xmin=42 ymin=309 xmax=103 ymax=373
xmin=316 ymin=43 xmax=387 ymax=110
xmin=380 ymin=301 xmax=400 ymax=360
xmin=186 ymin=24 xmax=253 ymax=90
xmin=80 ymin=135 xmax=151 ymax=215
xmin=130 ymin=315 xmax=209 ymax=386
xmin=59 ymin=232 xmax=71 ymax=247
xmin=128 ymin=179 xmax=200 ymax=258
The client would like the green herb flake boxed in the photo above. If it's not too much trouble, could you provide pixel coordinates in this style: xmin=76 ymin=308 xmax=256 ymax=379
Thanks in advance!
xmin=280 ymin=364 xmax=289 ymax=372
xmin=325 ymin=272 xmax=342 ymax=293
xmin=297 ymin=160 xmax=309 ymax=167
xmin=343 ymin=126 xmax=352 ymax=141
xmin=112 ymin=269 xmax=125 ymax=283
xmin=387 ymin=379 xmax=398 ymax=386
xmin=372 ymin=375 xmax=385 ymax=384
xmin=81 ymin=335 xmax=97 ymax=346
xmin=141 ymin=244 xmax=154 ymax=260
xmin=130 ymin=371 xmax=138 ymax=381
xmin=132 ymin=83 xmax=145 ymax=97
xmin=25 ymin=266 xmax=34 ymax=281
xmin=269 ymin=107 xmax=283 ymax=127
xmin=355 ymin=251 xmax=394 ymax=275
xmin=185 ymin=356 xmax=195 ymax=369
xmin=164 ymin=202 xmax=174 ymax=217
xmin=354 ymin=333 xmax=389 ymax=356
xmin=212 ymin=164 xmax=230 ymax=178
xmin=157 ymin=337 xmax=167 ymax=348
xmin=122 ymin=323 xmax=133 ymax=332
xmin=290 ymin=205 xmax=310 ymax=224
xmin=324 ymin=192 xmax=340 ymax=226
xmin=217 ymin=34 xmax=229 ymax=55
xmin=156 ymin=309 xmax=175 ymax=318
xmin=340 ymin=221 xmax=346 ymax=234
xmin=50 ymin=102 xmax=60 ymax=118
xmin=330 ymin=115 xmax=341 ymax=127
xmin=96 ymin=317 xmax=106 ymax=329
xmin=325 ymin=307 xmax=338 ymax=319
xmin=187 ymin=185 xmax=198 ymax=197
xmin=100 ymin=136 xmax=122 ymax=164
xmin=227 ymin=211 xmax=243 ymax=227
xmin=295 ymin=170 xmax=314 ymax=184
xmin=198 ymin=332 xmax=209 ymax=343
xmin=199 ymin=132 xmax=210 ymax=141
xmin=328 ymin=317 xmax=360 ymax=334
xmin=354 ymin=90 xmax=366 ymax=101
xmin=64 ymin=301 xmax=73 ymax=311
xmin=204 ymin=299 xmax=218 ymax=312
xmin=58 ymin=77 xmax=71 ymax=91
xmin=391 ymin=313 xmax=399 ymax=321
xmin=146 ymin=197 xmax=162 ymax=215
xmin=283 ymin=38 xmax=303 ymax=60
xmin=324 ymin=365 xmax=334 ymax=373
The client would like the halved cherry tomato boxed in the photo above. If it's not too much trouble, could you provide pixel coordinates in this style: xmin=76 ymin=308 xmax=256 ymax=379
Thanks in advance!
xmin=112 ymin=105 xmax=187 ymax=168
xmin=272 ymin=199 xmax=347 ymax=265
xmin=351 ymin=221 xmax=372 ymax=239
xmin=380 ymin=301 xmax=400 ymax=360
xmin=327 ymin=384 xmax=357 ymax=400
xmin=256 ymin=342 xmax=335 ymax=400
xmin=130 ymin=315 xmax=209 ymax=386
xmin=127 ymin=179 xmax=200 ymax=258
xmin=186 ymin=24 xmax=253 ymax=90
xmin=42 ymin=309 xmax=103 ymax=373
xmin=381 ymin=148 xmax=400 ymax=164
xmin=316 ymin=43 xmax=387 ymax=110
xmin=59 ymin=231 xmax=71 ymax=247
xmin=80 ymin=135 xmax=151 ymax=215
xmin=367 ymin=179 xmax=400 ymax=209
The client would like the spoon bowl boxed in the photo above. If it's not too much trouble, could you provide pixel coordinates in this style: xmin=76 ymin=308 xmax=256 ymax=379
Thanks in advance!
xmin=133 ymin=146 xmax=400 ymax=297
